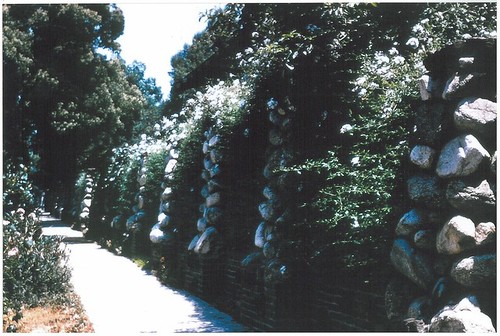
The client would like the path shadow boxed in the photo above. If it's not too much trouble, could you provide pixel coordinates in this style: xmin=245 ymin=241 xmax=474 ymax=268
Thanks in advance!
xmin=62 ymin=236 xmax=95 ymax=244
xmin=41 ymin=220 xmax=68 ymax=228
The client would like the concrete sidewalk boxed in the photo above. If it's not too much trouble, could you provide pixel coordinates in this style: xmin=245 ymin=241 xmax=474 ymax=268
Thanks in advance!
xmin=42 ymin=216 xmax=246 ymax=333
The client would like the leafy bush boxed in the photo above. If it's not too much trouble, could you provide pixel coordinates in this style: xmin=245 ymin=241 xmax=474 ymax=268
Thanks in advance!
xmin=3 ymin=163 xmax=72 ymax=322
xmin=3 ymin=162 xmax=36 ymax=215
xmin=143 ymin=149 xmax=168 ymax=212
xmin=3 ymin=210 xmax=71 ymax=325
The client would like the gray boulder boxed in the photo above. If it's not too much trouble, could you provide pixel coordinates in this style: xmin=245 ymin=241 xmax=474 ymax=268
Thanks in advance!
xmin=418 ymin=75 xmax=431 ymax=101
xmin=458 ymin=57 xmax=474 ymax=70
xmin=410 ymin=145 xmax=436 ymax=169
xmin=407 ymin=174 xmax=445 ymax=209
xmin=436 ymin=134 xmax=490 ymax=178
xmin=161 ymin=187 xmax=173 ymax=201
xmin=158 ymin=213 xmax=171 ymax=229
xmin=204 ymin=207 xmax=223 ymax=225
xmin=258 ymin=200 xmax=280 ymax=221
xmin=454 ymin=97 xmax=497 ymax=135
xmin=263 ymin=241 xmax=277 ymax=258
xmin=165 ymin=159 xmax=177 ymax=174
xmin=442 ymin=73 xmax=487 ymax=101
xmin=81 ymin=198 xmax=92 ymax=208
xmin=202 ymin=140 xmax=209 ymax=154
xmin=196 ymin=217 xmax=207 ymax=232
xmin=194 ymin=226 xmax=218 ymax=254
xmin=241 ymin=251 xmax=264 ymax=267
xmin=201 ymin=184 xmax=210 ymax=198
xmin=203 ymin=157 xmax=213 ymax=170
xmin=138 ymin=174 xmax=147 ymax=186
xmin=396 ymin=209 xmax=425 ymax=237
xmin=446 ymin=179 xmax=496 ymax=213
xmin=188 ymin=234 xmax=200 ymax=251
xmin=149 ymin=223 xmax=170 ymax=244
xmin=254 ymin=222 xmax=266 ymax=248
xmin=407 ymin=296 xmax=432 ymax=320
xmin=414 ymin=230 xmax=435 ymax=250
xmin=208 ymin=134 xmax=221 ymax=148
xmin=263 ymin=185 xmax=277 ymax=200
xmin=206 ymin=192 xmax=221 ymax=208
xmin=429 ymin=296 xmax=495 ymax=332
xmin=436 ymin=215 xmax=476 ymax=255
xmin=475 ymin=222 xmax=496 ymax=246
xmin=210 ymin=148 xmax=223 ymax=164
xmin=390 ymin=238 xmax=435 ymax=290
xmin=450 ymin=254 xmax=496 ymax=288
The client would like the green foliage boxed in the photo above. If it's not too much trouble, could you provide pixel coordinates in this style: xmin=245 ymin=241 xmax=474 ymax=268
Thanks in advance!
xmin=3 ymin=212 xmax=71 ymax=320
xmin=169 ymin=30 xmax=215 ymax=92
xmin=3 ymin=164 xmax=71 ymax=318
xmin=3 ymin=4 xmax=147 ymax=191
xmin=126 ymin=61 xmax=164 ymax=137
xmin=286 ymin=2 xmax=496 ymax=273
xmin=103 ymin=144 xmax=141 ymax=217
xmin=143 ymin=149 xmax=168 ymax=211
xmin=192 ymin=3 xmax=495 ymax=275
xmin=3 ymin=161 xmax=36 ymax=214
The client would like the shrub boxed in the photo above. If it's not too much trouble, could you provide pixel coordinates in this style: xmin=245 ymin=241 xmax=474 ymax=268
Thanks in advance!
xmin=3 ymin=163 xmax=72 ymax=322
xmin=3 ymin=212 xmax=71 ymax=322
xmin=3 ymin=162 xmax=35 ymax=215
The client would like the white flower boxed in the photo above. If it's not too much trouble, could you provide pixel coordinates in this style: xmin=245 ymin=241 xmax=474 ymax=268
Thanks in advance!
xmin=352 ymin=217 xmax=360 ymax=228
xmin=351 ymin=156 xmax=360 ymax=166
xmin=393 ymin=56 xmax=405 ymax=65
xmin=355 ymin=76 xmax=367 ymax=86
xmin=340 ymin=124 xmax=353 ymax=134
xmin=358 ymin=88 xmax=367 ymax=96
xmin=406 ymin=37 xmax=419 ymax=49
xmin=412 ymin=24 xmax=424 ymax=34
xmin=388 ymin=47 xmax=399 ymax=55
xmin=374 ymin=51 xmax=389 ymax=64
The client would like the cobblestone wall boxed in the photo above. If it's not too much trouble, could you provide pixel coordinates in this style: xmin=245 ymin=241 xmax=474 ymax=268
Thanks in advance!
xmin=137 ymin=38 xmax=496 ymax=333
xmin=387 ymin=38 xmax=496 ymax=332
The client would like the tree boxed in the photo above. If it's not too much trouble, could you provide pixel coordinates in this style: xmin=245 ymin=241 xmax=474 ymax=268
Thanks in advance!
xmin=126 ymin=61 xmax=164 ymax=137
xmin=3 ymin=4 xmax=146 ymax=195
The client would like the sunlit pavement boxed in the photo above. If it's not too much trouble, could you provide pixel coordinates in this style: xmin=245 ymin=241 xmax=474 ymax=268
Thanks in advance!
xmin=41 ymin=216 xmax=246 ymax=333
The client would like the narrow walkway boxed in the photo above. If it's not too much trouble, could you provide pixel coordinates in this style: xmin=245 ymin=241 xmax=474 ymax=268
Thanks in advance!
xmin=41 ymin=216 xmax=246 ymax=333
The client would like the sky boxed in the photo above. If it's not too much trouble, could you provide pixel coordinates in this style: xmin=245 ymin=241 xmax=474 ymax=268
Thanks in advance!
xmin=115 ymin=3 xmax=223 ymax=99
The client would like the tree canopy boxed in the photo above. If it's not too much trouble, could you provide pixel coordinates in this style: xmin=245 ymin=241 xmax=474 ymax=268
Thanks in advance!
xmin=3 ymin=4 xmax=153 ymax=191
